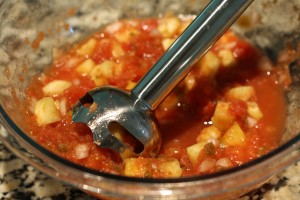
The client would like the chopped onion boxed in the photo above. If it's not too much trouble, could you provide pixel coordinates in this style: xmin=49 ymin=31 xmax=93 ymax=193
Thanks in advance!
xmin=30 ymin=97 xmax=37 ymax=113
xmin=38 ymin=73 xmax=47 ymax=83
xmin=246 ymin=116 xmax=257 ymax=128
xmin=207 ymin=138 xmax=219 ymax=146
xmin=127 ymin=19 xmax=138 ymax=27
xmin=198 ymin=158 xmax=216 ymax=173
xmin=65 ymin=57 xmax=80 ymax=68
xmin=152 ymin=163 xmax=158 ymax=169
xmin=59 ymin=98 xmax=67 ymax=116
xmin=223 ymin=41 xmax=237 ymax=49
xmin=105 ymin=21 xmax=122 ymax=33
xmin=75 ymin=144 xmax=90 ymax=159
xmin=216 ymin=158 xmax=232 ymax=168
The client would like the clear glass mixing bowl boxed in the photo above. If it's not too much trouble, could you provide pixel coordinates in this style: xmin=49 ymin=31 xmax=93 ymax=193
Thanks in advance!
xmin=0 ymin=0 xmax=300 ymax=199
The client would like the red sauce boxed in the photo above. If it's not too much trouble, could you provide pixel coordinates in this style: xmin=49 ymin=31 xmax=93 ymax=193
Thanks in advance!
xmin=24 ymin=16 xmax=288 ymax=178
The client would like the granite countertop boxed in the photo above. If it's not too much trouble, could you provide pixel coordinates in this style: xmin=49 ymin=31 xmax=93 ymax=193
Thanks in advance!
xmin=1 ymin=1 xmax=299 ymax=199
xmin=0 ymin=142 xmax=300 ymax=200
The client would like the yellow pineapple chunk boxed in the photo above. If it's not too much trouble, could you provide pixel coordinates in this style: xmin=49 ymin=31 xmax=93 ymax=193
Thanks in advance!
xmin=221 ymin=122 xmax=245 ymax=146
xmin=114 ymin=28 xmax=140 ymax=43
xmin=187 ymin=142 xmax=207 ymax=166
xmin=34 ymin=97 xmax=61 ymax=126
xmin=76 ymin=38 xmax=97 ymax=56
xmin=178 ymin=19 xmax=193 ymax=34
xmin=162 ymin=38 xmax=175 ymax=51
xmin=198 ymin=51 xmax=220 ymax=78
xmin=211 ymin=101 xmax=235 ymax=131
xmin=124 ymin=158 xmax=147 ymax=177
xmin=197 ymin=126 xmax=221 ymax=143
xmin=112 ymin=43 xmax=125 ymax=58
xmin=226 ymin=86 xmax=255 ymax=102
xmin=247 ymin=101 xmax=263 ymax=120
xmin=125 ymin=80 xmax=137 ymax=90
xmin=89 ymin=60 xmax=115 ymax=86
xmin=76 ymin=59 xmax=95 ymax=75
xmin=113 ymin=63 xmax=124 ymax=77
xmin=124 ymin=158 xmax=182 ymax=178
xmin=158 ymin=17 xmax=181 ymax=38
xmin=42 ymin=80 xmax=72 ymax=96
xmin=159 ymin=159 xmax=182 ymax=178
xmin=218 ymin=49 xmax=236 ymax=67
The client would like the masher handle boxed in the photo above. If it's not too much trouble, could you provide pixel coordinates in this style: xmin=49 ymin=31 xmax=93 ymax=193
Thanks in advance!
xmin=132 ymin=0 xmax=253 ymax=110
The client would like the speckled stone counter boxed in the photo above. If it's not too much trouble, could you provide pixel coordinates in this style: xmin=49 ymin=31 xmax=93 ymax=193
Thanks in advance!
xmin=0 ymin=142 xmax=299 ymax=200
xmin=1 ymin=0 xmax=300 ymax=199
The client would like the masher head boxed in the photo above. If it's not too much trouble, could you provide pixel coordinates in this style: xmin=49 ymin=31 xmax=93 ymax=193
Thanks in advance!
xmin=72 ymin=86 xmax=161 ymax=157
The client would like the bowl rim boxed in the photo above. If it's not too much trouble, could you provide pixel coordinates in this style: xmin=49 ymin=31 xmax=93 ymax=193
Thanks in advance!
xmin=1 ymin=102 xmax=300 ymax=184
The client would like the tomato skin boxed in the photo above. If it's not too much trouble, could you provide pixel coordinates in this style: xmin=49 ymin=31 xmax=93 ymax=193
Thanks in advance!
xmin=64 ymin=77 xmax=95 ymax=106
xmin=91 ymin=37 xmax=114 ymax=63
xmin=229 ymin=100 xmax=248 ymax=124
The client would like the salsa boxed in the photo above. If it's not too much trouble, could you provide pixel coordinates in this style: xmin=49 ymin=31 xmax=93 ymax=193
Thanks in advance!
xmin=24 ymin=16 xmax=289 ymax=178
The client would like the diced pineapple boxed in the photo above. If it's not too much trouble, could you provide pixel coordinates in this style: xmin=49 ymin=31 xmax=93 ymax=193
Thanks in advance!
xmin=247 ymin=101 xmax=263 ymax=120
xmin=89 ymin=60 xmax=115 ymax=86
xmin=178 ymin=19 xmax=193 ymax=34
xmin=107 ymin=122 xmax=135 ymax=159
xmin=218 ymin=49 xmax=236 ymax=67
xmin=112 ymin=42 xmax=125 ymax=58
xmin=114 ymin=63 xmax=124 ymax=77
xmin=76 ymin=59 xmax=95 ymax=75
xmin=34 ymin=97 xmax=61 ymax=126
xmin=162 ymin=38 xmax=175 ymax=51
xmin=76 ymin=38 xmax=97 ymax=56
xmin=159 ymin=158 xmax=182 ymax=178
xmin=197 ymin=126 xmax=221 ymax=143
xmin=125 ymin=80 xmax=137 ymax=90
xmin=115 ymin=28 xmax=140 ymax=43
xmin=211 ymin=101 xmax=235 ymax=131
xmin=42 ymin=80 xmax=72 ymax=96
xmin=226 ymin=86 xmax=255 ymax=102
xmin=187 ymin=142 xmax=207 ymax=166
xmin=198 ymin=51 xmax=220 ymax=78
xmin=124 ymin=158 xmax=182 ymax=178
xmin=124 ymin=158 xmax=147 ymax=177
xmin=120 ymin=149 xmax=135 ymax=160
xmin=221 ymin=122 xmax=245 ymax=146
xmin=158 ymin=17 xmax=181 ymax=38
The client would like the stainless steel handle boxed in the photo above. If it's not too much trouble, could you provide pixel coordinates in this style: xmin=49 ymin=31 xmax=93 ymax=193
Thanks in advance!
xmin=132 ymin=0 xmax=253 ymax=110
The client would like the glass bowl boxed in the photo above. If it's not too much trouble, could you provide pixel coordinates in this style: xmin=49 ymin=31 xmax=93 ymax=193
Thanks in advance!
xmin=1 ymin=0 xmax=300 ymax=199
